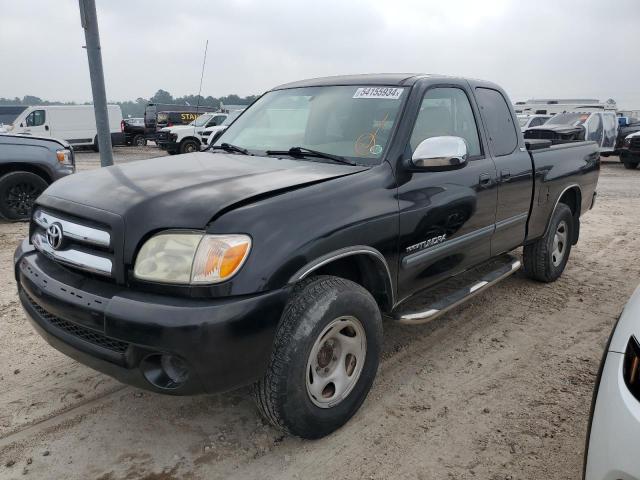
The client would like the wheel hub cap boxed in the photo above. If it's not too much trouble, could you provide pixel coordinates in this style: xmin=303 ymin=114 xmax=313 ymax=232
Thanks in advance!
xmin=551 ymin=220 xmax=568 ymax=267
xmin=305 ymin=316 xmax=367 ymax=408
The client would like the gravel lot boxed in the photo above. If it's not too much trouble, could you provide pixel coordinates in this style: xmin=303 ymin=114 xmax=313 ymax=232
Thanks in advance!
xmin=0 ymin=149 xmax=638 ymax=480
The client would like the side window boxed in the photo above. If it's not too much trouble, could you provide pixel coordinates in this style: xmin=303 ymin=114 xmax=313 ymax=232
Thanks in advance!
xmin=587 ymin=113 xmax=603 ymax=143
xmin=25 ymin=110 xmax=46 ymax=127
xmin=476 ymin=88 xmax=518 ymax=156
xmin=213 ymin=115 xmax=227 ymax=126
xmin=409 ymin=87 xmax=482 ymax=157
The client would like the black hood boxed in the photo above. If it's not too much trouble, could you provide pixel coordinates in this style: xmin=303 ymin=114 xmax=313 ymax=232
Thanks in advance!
xmin=526 ymin=124 xmax=584 ymax=135
xmin=40 ymin=151 xmax=367 ymax=238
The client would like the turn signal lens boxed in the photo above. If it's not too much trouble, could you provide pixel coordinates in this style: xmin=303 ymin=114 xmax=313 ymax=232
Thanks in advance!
xmin=56 ymin=149 xmax=72 ymax=165
xmin=623 ymin=336 xmax=640 ymax=402
xmin=191 ymin=234 xmax=251 ymax=284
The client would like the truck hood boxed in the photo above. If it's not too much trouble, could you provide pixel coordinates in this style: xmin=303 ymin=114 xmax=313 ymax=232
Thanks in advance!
xmin=160 ymin=125 xmax=196 ymax=134
xmin=526 ymin=124 xmax=585 ymax=135
xmin=626 ymin=130 xmax=640 ymax=139
xmin=39 ymin=151 xmax=367 ymax=236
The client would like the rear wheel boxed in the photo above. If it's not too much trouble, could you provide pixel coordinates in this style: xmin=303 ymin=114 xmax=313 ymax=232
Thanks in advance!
xmin=0 ymin=171 xmax=48 ymax=220
xmin=132 ymin=134 xmax=146 ymax=147
xmin=523 ymin=203 xmax=574 ymax=282
xmin=179 ymin=139 xmax=199 ymax=154
xmin=92 ymin=136 xmax=99 ymax=152
xmin=623 ymin=160 xmax=638 ymax=170
xmin=253 ymin=276 xmax=382 ymax=439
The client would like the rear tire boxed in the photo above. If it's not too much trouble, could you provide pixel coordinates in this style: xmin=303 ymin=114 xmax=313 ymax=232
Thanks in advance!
xmin=623 ymin=161 xmax=638 ymax=170
xmin=253 ymin=276 xmax=382 ymax=439
xmin=0 ymin=171 xmax=48 ymax=221
xmin=523 ymin=203 xmax=574 ymax=282
xmin=92 ymin=136 xmax=99 ymax=152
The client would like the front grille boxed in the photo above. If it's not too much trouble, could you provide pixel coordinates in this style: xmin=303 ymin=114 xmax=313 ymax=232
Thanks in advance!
xmin=156 ymin=131 xmax=169 ymax=142
xmin=31 ymin=209 xmax=114 ymax=278
xmin=24 ymin=291 xmax=129 ymax=354
xmin=631 ymin=138 xmax=640 ymax=149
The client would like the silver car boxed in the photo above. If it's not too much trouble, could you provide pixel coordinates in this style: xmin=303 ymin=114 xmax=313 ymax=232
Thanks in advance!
xmin=585 ymin=285 xmax=640 ymax=479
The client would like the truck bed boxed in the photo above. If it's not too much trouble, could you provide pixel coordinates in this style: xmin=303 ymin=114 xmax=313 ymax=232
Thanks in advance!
xmin=526 ymin=140 xmax=600 ymax=242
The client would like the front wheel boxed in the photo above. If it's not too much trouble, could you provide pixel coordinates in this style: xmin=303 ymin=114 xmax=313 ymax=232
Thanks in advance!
xmin=523 ymin=203 xmax=574 ymax=282
xmin=132 ymin=134 xmax=146 ymax=147
xmin=179 ymin=139 xmax=199 ymax=154
xmin=0 ymin=171 xmax=48 ymax=220
xmin=253 ymin=276 xmax=382 ymax=439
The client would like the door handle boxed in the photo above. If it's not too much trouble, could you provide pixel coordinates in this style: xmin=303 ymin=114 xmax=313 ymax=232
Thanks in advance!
xmin=479 ymin=173 xmax=492 ymax=187
xmin=45 ymin=125 xmax=49 ymax=131
xmin=500 ymin=169 xmax=511 ymax=182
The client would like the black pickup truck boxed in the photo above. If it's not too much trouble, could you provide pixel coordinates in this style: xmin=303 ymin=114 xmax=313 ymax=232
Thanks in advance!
xmin=13 ymin=74 xmax=599 ymax=439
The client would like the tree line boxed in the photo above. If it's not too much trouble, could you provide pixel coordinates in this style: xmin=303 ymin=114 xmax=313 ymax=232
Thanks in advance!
xmin=0 ymin=90 xmax=259 ymax=118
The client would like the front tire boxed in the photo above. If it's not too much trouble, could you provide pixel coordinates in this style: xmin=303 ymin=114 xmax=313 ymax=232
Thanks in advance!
xmin=132 ymin=134 xmax=146 ymax=147
xmin=254 ymin=276 xmax=382 ymax=439
xmin=179 ymin=139 xmax=199 ymax=154
xmin=523 ymin=203 xmax=574 ymax=282
xmin=0 ymin=171 xmax=48 ymax=220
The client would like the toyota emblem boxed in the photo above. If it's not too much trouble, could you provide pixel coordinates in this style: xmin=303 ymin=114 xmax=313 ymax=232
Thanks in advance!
xmin=46 ymin=223 xmax=64 ymax=250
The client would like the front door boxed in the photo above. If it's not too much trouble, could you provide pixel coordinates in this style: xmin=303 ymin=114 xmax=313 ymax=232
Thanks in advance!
xmin=396 ymin=83 xmax=497 ymax=302
xmin=23 ymin=109 xmax=49 ymax=137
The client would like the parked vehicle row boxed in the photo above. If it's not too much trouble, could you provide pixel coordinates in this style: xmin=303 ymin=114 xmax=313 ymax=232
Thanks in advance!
xmin=13 ymin=74 xmax=599 ymax=439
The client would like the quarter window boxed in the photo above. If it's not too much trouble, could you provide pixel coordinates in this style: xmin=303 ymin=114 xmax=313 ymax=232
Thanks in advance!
xmin=409 ymin=87 xmax=482 ymax=157
xmin=475 ymin=88 xmax=518 ymax=157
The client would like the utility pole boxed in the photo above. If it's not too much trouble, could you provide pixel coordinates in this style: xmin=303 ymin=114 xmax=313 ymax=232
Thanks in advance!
xmin=79 ymin=0 xmax=113 ymax=167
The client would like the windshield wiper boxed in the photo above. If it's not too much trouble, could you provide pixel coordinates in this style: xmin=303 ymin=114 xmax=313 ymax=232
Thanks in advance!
xmin=265 ymin=146 xmax=357 ymax=166
xmin=211 ymin=143 xmax=250 ymax=155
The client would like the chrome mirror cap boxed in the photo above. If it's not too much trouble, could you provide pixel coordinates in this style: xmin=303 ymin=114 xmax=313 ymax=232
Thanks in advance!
xmin=411 ymin=136 xmax=468 ymax=169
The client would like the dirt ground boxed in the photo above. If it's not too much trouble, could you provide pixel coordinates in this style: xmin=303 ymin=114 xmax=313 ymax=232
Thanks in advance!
xmin=0 ymin=149 xmax=638 ymax=480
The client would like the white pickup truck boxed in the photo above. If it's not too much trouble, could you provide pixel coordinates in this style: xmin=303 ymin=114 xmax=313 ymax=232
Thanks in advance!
xmin=156 ymin=112 xmax=228 ymax=154
xmin=201 ymin=110 xmax=245 ymax=147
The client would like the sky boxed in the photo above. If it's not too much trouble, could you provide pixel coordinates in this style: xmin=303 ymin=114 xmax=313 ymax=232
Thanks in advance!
xmin=1 ymin=0 xmax=639 ymax=108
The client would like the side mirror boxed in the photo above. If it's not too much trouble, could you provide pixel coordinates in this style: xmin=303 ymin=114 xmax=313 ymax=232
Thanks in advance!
xmin=411 ymin=136 xmax=468 ymax=171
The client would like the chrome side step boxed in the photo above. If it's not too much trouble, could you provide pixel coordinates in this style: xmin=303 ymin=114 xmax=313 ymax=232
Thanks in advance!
xmin=392 ymin=254 xmax=521 ymax=325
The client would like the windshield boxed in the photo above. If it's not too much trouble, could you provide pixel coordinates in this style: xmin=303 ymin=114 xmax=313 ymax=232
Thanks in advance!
xmin=222 ymin=110 xmax=242 ymax=126
xmin=546 ymin=112 xmax=590 ymax=126
xmin=517 ymin=116 xmax=529 ymax=127
xmin=214 ymin=86 xmax=407 ymax=163
xmin=190 ymin=113 xmax=213 ymax=127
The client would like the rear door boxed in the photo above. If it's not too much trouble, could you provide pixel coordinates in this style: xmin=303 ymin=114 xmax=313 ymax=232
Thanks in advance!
xmin=396 ymin=81 xmax=497 ymax=300
xmin=473 ymin=85 xmax=533 ymax=256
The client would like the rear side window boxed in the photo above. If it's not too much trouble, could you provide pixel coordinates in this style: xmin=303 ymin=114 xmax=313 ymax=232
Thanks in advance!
xmin=476 ymin=88 xmax=518 ymax=156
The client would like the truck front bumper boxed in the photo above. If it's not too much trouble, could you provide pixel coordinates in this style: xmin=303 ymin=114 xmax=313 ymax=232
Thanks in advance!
xmin=14 ymin=239 xmax=288 ymax=395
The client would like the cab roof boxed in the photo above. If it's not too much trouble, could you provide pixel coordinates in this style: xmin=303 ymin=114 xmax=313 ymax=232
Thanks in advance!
xmin=272 ymin=73 xmax=433 ymax=90
xmin=271 ymin=73 xmax=500 ymax=91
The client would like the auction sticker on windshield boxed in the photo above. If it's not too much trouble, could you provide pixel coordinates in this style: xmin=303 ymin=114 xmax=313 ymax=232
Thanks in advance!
xmin=353 ymin=87 xmax=404 ymax=99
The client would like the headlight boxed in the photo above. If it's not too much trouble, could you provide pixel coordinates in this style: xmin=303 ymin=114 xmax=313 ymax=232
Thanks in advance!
xmin=169 ymin=133 xmax=178 ymax=141
xmin=56 ymin=148 xmax=73 ymax=165
xmin=133 ymin=232 xmax=251 ymax=284
xmin=624 ymin=138 xmax=632 ymax=146
xmin=623 ymin=335 xmax=640 ymax=402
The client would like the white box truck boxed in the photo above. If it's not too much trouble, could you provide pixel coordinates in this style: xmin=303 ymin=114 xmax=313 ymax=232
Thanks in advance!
xmin=7 ymin=105 xmax=125 ymax=150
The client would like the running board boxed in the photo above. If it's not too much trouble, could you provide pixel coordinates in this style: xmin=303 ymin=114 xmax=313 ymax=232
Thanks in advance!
xmin=392 ymin=254 xmax=521 ymax=325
